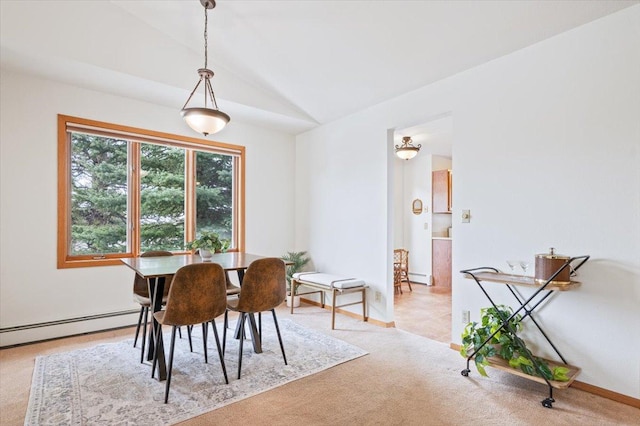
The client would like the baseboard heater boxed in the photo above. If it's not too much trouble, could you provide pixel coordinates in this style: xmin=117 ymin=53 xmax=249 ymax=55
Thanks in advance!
xmin=0 ymin=309 xmax=139 ymax=334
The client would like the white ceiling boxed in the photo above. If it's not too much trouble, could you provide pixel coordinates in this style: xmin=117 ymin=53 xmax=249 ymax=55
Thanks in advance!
xmin=1 ymin=0 xmax=637 ymax=135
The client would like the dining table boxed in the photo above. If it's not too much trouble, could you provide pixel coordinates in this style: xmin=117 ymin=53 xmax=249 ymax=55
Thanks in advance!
xmin=121 ymin=252 xmax=275 ymax=381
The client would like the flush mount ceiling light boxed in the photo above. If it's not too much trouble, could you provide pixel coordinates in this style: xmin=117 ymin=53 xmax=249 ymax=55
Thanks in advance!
xmin=181 ymin=0 xmax=230 ymax=136
xmin=395 ymin=136 xmax=422 ymax=160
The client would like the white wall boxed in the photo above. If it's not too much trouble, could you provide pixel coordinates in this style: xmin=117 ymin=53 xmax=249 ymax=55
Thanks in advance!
xmin=399 ymin=154 xmax=431 ymax=284
xmin=295 ymin=6 xmax=640 ymax=398
xmin=0 ymin=70 xmax=296 ymax=346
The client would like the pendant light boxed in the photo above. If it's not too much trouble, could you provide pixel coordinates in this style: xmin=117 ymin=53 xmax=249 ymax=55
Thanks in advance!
xmin=181 ymin=0 xmax=230 ymax=136
xmin=395 ymin=136 xmax=421 ymax=160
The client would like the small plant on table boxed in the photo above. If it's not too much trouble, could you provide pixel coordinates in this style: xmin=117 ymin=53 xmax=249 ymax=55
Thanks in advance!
xmin=185 ymin=230 xmax=230 ymax=253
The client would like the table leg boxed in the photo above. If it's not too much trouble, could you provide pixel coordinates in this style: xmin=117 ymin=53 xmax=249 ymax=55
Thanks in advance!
xmin=147 ymin=276 xmax=167 ymax=381
xmin=231 ymin=268 xmax=262 ymax=353
xmin=233 ymin=314 xmax=263 ymax=353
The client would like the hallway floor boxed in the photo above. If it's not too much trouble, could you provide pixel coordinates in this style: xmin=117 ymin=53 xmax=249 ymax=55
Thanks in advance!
xmin=393 ymin=282 xmax=452 ymax=344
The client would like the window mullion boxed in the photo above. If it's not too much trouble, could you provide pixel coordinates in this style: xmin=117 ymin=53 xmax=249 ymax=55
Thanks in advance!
xmin=130 ymin=142 xmax=141 ymax=256
xmin=185 ymin=150 xmax=196 ymax=247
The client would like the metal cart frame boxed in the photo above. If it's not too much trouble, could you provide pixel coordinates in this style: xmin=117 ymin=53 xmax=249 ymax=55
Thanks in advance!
xmin=460 ymin=255 xmax=590 ymax=408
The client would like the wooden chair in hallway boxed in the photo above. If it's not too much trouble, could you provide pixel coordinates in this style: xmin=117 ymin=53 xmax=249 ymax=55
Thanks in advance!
xmin=394 ymin=249 xmax=412 ymax=294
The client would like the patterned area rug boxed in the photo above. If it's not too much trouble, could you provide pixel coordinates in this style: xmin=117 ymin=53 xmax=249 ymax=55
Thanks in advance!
xmin=25 ymin=319 xmax=367 ymax=425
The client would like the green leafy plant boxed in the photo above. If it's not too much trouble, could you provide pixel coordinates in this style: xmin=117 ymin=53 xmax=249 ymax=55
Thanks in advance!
xmin=460 ymin=305 xmax=569 ymax=381
xmin=280 ymin=251 xmax=311 ymax=295
xmin=185 ymin=230 xmax=230 ymax=253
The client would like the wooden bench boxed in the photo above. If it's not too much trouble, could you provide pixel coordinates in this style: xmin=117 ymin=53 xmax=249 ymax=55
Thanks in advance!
xmin=290 ymin=272 xmax=368 ymax=329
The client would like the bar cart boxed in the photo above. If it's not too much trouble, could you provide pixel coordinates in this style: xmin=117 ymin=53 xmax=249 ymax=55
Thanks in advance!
xmin=459 ymin=255 xmax=590 ymax=408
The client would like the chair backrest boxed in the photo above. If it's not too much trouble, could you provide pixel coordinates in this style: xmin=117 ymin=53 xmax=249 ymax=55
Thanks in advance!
xmin=162 ymin=263 xmax=227 ymax=326
xmin=235 ymin=258 xmax=286 ymax=313
xmin=401 ymin=249 xmax=409 ymax=270
xmin=393 ymin=249 xmax=402 ymax=265
xmin=394 ymin=249 xmax=409 ymax=270
xmin=133 ymin=251 xmax=174 ymax=298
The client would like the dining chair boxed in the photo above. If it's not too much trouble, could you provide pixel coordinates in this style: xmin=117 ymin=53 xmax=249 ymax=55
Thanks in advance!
xmin=393 ymin=249 xmax=412 ymax=294
xmin=223 ymin=257 xmax=288 ymax=379
xmin=133 ymin=250 xmax=174 ymax=363
xmin=152 ymin=263 xmax=229 ymax=403
xmin=190 ymin=272 xmax=240 ymax=351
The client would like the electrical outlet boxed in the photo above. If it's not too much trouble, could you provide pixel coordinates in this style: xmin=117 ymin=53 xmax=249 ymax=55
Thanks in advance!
xmin=375 ymin=291 xmax=381 ymax=302
xmin=462 ymin=310 xmax=470 ymax=324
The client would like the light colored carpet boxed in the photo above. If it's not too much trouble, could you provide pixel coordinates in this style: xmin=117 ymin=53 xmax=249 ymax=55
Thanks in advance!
xmin=23 ymin=318 xmax=367 ymax=425
xmin=4 ymin=305 xmax=638 ymax=425
xmin=180 ymin=306 xmax=640 ymax=426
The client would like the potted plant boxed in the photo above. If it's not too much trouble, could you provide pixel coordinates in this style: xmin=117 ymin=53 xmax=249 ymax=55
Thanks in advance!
xmin=186 ymin=231 xmax=230 ymax=260
xmin=460 ymin=304 xmax=570 ymax=381
xmin=281 ymin=251 xmax=311 ymax=307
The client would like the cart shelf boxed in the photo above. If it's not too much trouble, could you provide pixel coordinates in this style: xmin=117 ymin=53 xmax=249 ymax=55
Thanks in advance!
xmin=482 ymin=355 xmax=581 ymax=389
xmin=462 ymin=271 xmax=581 ymax=291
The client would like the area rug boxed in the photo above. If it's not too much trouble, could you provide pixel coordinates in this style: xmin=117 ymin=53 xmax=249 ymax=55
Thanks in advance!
xmin=24 ymin=318 xmax=367 ymax=425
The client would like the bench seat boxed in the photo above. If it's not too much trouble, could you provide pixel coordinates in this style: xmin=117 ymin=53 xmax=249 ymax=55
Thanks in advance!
xmin=290 ymin=272 xmax=368 ymax=329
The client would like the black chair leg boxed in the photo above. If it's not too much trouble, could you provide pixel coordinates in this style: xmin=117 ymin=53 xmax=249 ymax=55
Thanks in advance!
xmin=259 ymin=312 xmax=262 ymax=337
xmin=133 ymin=306 xmax=144 ymax=347
xmin=140 ymin=307 xmax=149 ymax=364
xmin=223 ymin=310 xmax=228 ymax=355
xmin=272 ymin=309 xmax=287 ymax=365
xmin=237 ymin=313 xmax=245 ymax=379
xmin=211 ymin=320 xmax=229 ymax=384
xmin=187 ymin=325 xmax=193 ymax=352
xmin=202 ymin=323 xmax=208 ymax=364
xmin=164 ymin=326 xmax=178 ymax=404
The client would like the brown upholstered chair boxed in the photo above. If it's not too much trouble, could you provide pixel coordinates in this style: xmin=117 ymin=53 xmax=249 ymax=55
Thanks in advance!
xmin=184 ymin=272 xmax=240 ymax=356
xmin=152 ymin=263 xmax=229 ymax=403
xmin=133 ymin=250 xmax=174 ymax=363
xmin=393 ymin=249 xmax=412 ymax=294
xmin=224 ymin=258 xmax=287 ymax=379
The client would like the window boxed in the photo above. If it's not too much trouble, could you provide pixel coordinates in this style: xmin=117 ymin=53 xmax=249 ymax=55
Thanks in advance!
xmin=58 ymin=115 xmax=245 ymax=268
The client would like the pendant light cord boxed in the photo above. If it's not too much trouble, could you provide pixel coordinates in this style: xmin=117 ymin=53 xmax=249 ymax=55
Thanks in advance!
xmin=203 ymin=5 xmax=208 ymax=69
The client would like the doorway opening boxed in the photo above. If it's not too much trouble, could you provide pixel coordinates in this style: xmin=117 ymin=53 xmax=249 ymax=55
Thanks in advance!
xmin=391 ymin=114 xmax=452 ymax=344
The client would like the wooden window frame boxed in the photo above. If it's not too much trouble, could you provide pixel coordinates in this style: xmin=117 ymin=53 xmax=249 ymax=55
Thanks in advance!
xmin=57 ymin=114 xmax=245 ymax=268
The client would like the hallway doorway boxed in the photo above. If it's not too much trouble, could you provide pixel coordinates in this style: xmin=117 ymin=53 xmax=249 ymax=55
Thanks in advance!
xmin=392 ymin=114 xmax=453 ymax=344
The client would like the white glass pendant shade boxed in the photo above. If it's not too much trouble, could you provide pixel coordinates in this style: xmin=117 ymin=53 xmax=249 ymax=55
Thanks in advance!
xmin=395 ymin=136 xmax=421 ymax=160
xmin=395 ymin=147 xmax=419 ymax=160
xmin=181 ymin=107 xmax=230 ymax=136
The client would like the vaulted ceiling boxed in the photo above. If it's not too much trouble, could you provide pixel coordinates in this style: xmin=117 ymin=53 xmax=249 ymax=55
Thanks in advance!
xmin=1 ymin=0 xmax=637 ymax=134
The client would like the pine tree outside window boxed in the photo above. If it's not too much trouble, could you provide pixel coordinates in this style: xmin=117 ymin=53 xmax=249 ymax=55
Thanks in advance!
xmin=58 ymin=115 xmax=245 ymax=268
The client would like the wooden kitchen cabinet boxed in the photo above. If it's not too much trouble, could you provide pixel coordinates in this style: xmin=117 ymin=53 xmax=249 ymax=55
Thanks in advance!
xmin=432 ymin=169 xmax=452 ymax=213
xmin=432 ymin=238 xmax=452 ymax=287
